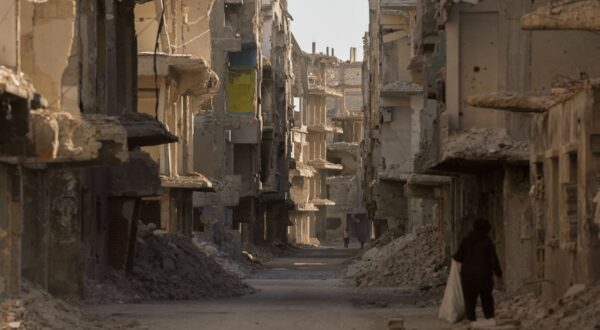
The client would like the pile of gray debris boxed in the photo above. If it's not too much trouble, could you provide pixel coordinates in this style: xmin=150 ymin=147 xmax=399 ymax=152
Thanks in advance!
xmin=85 ymin=223 xmax=254 ymax=304
xmin=1 ymin=281 xmax=139 ymax=330
xmin=497 ymin=283 xmax=600 ymax=330
xmin=344 ymin=228 xmax=448 ymax=292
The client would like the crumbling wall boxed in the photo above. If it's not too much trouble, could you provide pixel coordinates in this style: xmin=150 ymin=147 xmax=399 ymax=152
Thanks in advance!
xmin=21 ymin=0 xmax=76 ymax=114
xmin=47 ymin=168 xmax=82 ymax=297
xmin=503 ymin=165 xmax=534 ymax=293
xmin=374 ymin=181 xmax=409 ymax=231
xmin=529 ymin=87 xmax=600 ymax=301
xmin=326 ymin=176 xmax=359 ymax=240
xmin=380 ymin=107 xmax=413 ymax=173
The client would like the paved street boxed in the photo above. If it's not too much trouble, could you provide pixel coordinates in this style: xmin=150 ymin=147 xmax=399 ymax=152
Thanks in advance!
xmin=87 ymin=246 xmax=456 ymax=330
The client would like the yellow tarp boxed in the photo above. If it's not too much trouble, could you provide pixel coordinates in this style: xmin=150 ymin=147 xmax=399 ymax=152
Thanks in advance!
xmin=227 ymin=69 xmax=255 ymax=115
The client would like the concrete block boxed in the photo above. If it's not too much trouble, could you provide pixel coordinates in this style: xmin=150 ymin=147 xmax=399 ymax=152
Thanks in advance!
xmin=387 ymin=318 xmax=405 ymax=330
xmin=231 ymin=123 xmax=260 ymax=144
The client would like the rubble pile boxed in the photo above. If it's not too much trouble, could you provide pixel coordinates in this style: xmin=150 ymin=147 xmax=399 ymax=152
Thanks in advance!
xmin=1 ymin=281 xmax=138 ymax=330
xmin=367 ymin=227 xmax=405 ymax=250
xmin=344 ymin=228 xmax=448 ymax=290
xmin=497 ymin=284 xmax=600 ymax=330
xmin=193 ymin=238 xmax=263 ymax=279
xmin=85 ymin=223 xmax=253 ymax=303
xmin=242 ymin=240 xmax=297 ymax=265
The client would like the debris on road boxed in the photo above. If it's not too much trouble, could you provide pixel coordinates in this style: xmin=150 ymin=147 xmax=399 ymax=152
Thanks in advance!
xmin=345 ymin=228 xmax=448 ymax=290
xmin=343 ymin=228 xmax=449 ymax=306
xmin=193 ymin=237 xmax=262 ymax=279
xmin=85 ymin=223 xmax=254 ymax=303
xmin=497 ymin=283 xmax=600 ymax=329
xmin=242 ymin=240 xmax=297 ymax=266
xmin=1 ymin=281 xmax=139 ymax=330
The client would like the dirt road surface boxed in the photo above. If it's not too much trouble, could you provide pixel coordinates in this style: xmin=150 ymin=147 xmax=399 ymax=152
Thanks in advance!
xmin=87 ymin=244 xmax=457 ymax=330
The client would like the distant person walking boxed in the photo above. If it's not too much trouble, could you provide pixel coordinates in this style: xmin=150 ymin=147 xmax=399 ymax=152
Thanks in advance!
xmin=343 ymin=228 xmax=350 ymax=248
xmin=453 ymin=219 xmax=503 ymax=322
xmin=354 ymin=215 xmax=370 ymax=249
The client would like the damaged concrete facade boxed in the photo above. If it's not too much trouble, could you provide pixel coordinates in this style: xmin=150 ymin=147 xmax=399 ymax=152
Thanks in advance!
xmin=288 ymin=43 xmax=343 ymax=245
xmin=362 ymin=0 xmax=441 ymax=241
xmin=288 ymin=38 xmax=317 ymax=245
xmin=192 ymin=0 xmax=294 ymax=254
xmin=0 ymin=0 xmax=180 ymax=298
xmin=325 ymin=57 xmax=365 ymax=241
xmin=362 ymin=0 xmax=600 ymax=300
xmin=133 ymin=0 xmax=218 ymax=237
xmin=1 ymin=0 xmax=295 ymax=300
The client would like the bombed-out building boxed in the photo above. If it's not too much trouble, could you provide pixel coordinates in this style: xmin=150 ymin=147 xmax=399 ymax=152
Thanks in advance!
xmin=288 ymin=43 xmax=343 ymax=245
xmin=325 ymin=51 xmax=365 ymax=241
xmin=133 ymin=0 xmax=219 ymax=236
xmin=362 ymin=0 xmax=600 ymax=300
xmin=193 ymin=0 xmax=294 ymax=254
xmin=0 ymin=0 xmax=183 ymax=298
xmin=362 ymin=0 xmax=442 ymax=241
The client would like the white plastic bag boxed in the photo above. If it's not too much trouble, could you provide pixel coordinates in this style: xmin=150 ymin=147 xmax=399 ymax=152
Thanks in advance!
xmin=438 ymin=260 xmax=465 ymax=323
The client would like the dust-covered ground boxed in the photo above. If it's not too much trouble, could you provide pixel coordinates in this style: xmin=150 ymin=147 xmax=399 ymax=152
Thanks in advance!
xmin=0 ymin=281 xmax=140 ymax=330
xmin=496 ymin=283 xmax=600 ymax=330
xmin=86 ymin=243 xmax=458 ymax=330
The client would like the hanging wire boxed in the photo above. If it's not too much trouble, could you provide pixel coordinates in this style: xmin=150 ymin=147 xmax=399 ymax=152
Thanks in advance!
xmin=171 ymin=29 xmax=211 ymax=49
xmin=153 ymin=0 xmax=167 ymax=120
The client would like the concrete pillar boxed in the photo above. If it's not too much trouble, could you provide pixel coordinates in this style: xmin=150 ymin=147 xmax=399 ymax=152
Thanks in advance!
xmin=22 ymin=170 xmax=50 ymax=290
xmin=0 ymin=165 xmax=22 ymax=296
xmin=161 ymin=190 xmax=174 ymax=231
xmin=503 ymin=165 xmax=533 ymax=293
xmin=48 ymin=168 xmax=82 ymax=298
xmin=254 ymin=202 xmax=266 ymax=244
xmin=107 ymin=197 xmax=136 ymax=270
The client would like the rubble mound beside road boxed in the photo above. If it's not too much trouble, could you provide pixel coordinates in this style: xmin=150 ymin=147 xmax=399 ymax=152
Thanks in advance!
xmin=1 ymin=281 xmax=138 ymax=330
xmin=85 ymin=223 xmax=254 ymax=303
xmin=497 ymin=283 xmax=600 ymax=330
xmin=344 ymin=228 xmax=449 ymax=291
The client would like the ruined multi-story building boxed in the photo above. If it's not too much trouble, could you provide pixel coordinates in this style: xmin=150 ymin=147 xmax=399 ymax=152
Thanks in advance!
xmin=133 ymin=0 xmax=219 ymax=236
xmin=362 ymin=0 xmax=600 ymax=300
xmin=193 ymin=0 xmax=294 ymax=253
xmin=288 ymin=43 xmax=343 ymax=245
xmin=520 ymin=0 xmax=600 ymax=302
xmin=362 ymin=0 xmax=442 ymax=240
xmin=288 ymin=38 xmax=317 ymax=245
xmin=0 ymin=0 xmax=180 ymax=298
xmin=325 ymin=51 xmax=365 ymax=241
xmin=258 ymin=0 xmax=295 ymax=244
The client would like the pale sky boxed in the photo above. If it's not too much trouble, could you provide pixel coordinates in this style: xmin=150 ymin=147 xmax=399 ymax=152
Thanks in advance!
xmin=288 ymin=0 xmax=368 ymax=61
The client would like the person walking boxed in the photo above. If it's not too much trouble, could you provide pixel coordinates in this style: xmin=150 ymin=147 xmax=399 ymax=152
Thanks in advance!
xmin=453 ymin=219 xmax=503 ymax=322
xmin=343 ymin=228 xmax=350 ymax=248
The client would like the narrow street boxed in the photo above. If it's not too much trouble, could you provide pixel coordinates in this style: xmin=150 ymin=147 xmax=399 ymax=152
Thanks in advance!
xmin=87 ymin=244 xmax=452 ymax=330
xmin=2 ymin=0 xmax=600 ymax=329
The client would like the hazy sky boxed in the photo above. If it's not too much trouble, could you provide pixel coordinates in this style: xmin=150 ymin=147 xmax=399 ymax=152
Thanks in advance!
xmin=288 ymin=0 xmax=368 ymax=61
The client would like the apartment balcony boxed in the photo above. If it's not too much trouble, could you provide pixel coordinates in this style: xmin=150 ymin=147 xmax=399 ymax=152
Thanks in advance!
xmin=327 ymin=142 xmax=359 ymax=155
xmin=307 ymin=123 xmax=335 ymax=133
xmin=160 ymin=173 xmax=215 ymax=192
xmin=308 ymin=159 xmax=343 ymax=171
xmin=293 ymin=203 xmax=319 ymax=212
xmin=308 ymin=85 xmax=343 ymax=98
xmin=310 ymin=198 xmax=336 ymax=207
xmin=290 ymin=163 xmax=317 ymax=178
xmin=379 ymin=81 xmax=424 ymax=97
